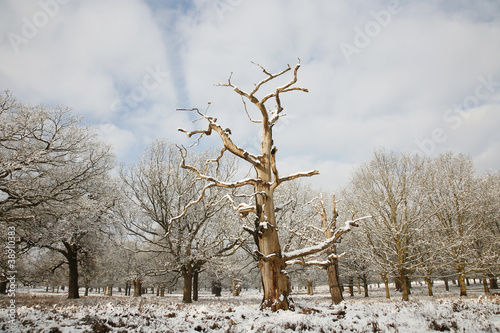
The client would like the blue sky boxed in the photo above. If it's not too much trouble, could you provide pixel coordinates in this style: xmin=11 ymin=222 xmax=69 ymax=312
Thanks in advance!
xmin=1 ymin=0 xmax=499 ymax=190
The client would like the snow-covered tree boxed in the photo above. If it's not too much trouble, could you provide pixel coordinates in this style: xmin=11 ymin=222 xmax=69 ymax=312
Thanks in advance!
xmin=0 ymin=93 xmax=117 ymax=299
xmin=178 ymin=62 xmax=366 ymax=311
xmin=426 ymin=153 xmax=495 ymax=296
xmin=120 ymin=139 xmax=243 ymax=303
xmin=0 ymin=91 xmax=111 ymax=220
xmin=472 ymin=171 xmax=500 ymax=293
xmin=342 ymin=150 xmax=432 ymax=301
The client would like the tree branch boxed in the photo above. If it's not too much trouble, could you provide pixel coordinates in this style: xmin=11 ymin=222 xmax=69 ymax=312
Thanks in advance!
xmin=283 ymin=216 xmax=371 ymax=261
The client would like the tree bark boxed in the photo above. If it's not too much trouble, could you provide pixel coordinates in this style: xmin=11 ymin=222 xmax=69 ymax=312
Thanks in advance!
xmin=381 ymin=274 xmax=390 ymax=299
xmin=181 ymin=265 xmax=193 ymax=303
xmin=490 ymin=277 xmax=499 ymax=289
xmin=362 ymin=276 xmax=369 ymax=298
xmin=425 ymin=277 xmax=433 ymax=296
xmin=306 ymin=281 xmax=314 ymax=295
xmin=64 ymin=242 xmax=80 ymax=299
xmin=444 ymin=278 xmax=449 ymax=291
xmin=395 ymin=277 xmax=402 ymax=292
xmin=212 ymin=280 xmax=222 ymax=297
xmin=457 ymin=271 xmax=467 ymax=296
xmin=399 ymin=273 xmax=410 ymax=301
xmin=356 ymin=280 xmax=361 ymax=294
xmin=193 ymin=270 xmax=199 ymax=301
xmin=133 ymin=278 xmax=142 ymax=297
xmin=321 ymin=197 xmax=344 ymax=305
xmin=255 ymin=158 xmax=293 ymax=311
xmin=483 ymin=277 xmax=490 ymax=294
xmin=327 ymin=262 xmax=343 ymax=304
xmin=232 ymin=279 xmax=242 ymax=296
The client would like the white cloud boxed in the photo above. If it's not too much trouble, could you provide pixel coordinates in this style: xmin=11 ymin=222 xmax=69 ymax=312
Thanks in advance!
xmin=1 ymin=0 xmax=499 ymax=188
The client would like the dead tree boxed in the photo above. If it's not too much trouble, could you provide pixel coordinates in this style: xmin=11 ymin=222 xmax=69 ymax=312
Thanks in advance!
xmin=314 ymin=194 xmax=344 ymax=305
xmin=178 ymin=62 xmax=366 ymax=311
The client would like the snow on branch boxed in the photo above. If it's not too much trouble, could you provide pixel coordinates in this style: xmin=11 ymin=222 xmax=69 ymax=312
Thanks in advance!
xmin=286 ymin=252 xmax=346 ymax=267
xmin=162 ymin=183 xmax=217 ymax=237
xmin=225 ymin=194 xmax=257 ymax=217
xmin=274 ymin=170 xmax=320 ymax=189
xmin=283 ymin=216 xmax=371 ymax=261
xmin=178 ymin=146 xmax=258 ymax=189
xmin=177 ymin=108 xmax=260 ymax=166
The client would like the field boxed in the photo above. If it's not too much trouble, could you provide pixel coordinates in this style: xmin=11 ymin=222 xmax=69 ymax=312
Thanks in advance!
xmin=1 ymin=283 xmax=499 ymax=332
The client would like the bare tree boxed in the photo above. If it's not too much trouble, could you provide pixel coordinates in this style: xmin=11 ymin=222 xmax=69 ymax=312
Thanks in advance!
xmin=342 ymin=150 xmax=432 ymax=301
xmin=120 ymin=139 xmax=243 ymax=303
xmin=0 ymin=91 xmax=104 ymax=220
xmin=178 ymin=62 xmax=367 ymax=310
xmin=426 ymin=153 xmax=490 ymax=296
xmin=281 ymin=191 xmax=349 ymax=304
xmin=0 ymin=93 xmax=117 ymax=299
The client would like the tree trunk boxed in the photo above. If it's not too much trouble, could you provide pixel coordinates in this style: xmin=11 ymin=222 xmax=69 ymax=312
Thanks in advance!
xmin=256 ymin=195 xmax=292 ymax=310
xmin=382 ymin=274 xmax=390 ymax=299
xmin=160 ymin=287 xmax=165 ymax=297
xmin=84 ymin=286 xmax=89 ymax=296
xmin=181 ymin=266 xmax=193 ymax=303
xmin=306 ymin=281 xmax=314 ymax=295
xmin=64 ymin=242 xmax=80 ymax=299
xmin=425 ymin=277 xmax=433 ymax=296
xmin=232 ymin=279 xmax=242 ymax=296
xmin=133 ymin=278 xmax=142 ymax=297
xmin=400 ymin=273 xmax=410 ymax=301
xmin=444 ymin=278 xmax=449 ymax=291
xmin=457 ymin=271 xmax=467 ymax=296
xmin=348 ymin=278 xmax=354 ymax=296
xmin=356 ymin=280 xmax=361 ymax=294
xmin=105 ymin=286 xmax=113 ymax=296
xmin=193 ymin=270 xmax=199 ymax=301
xmin=490 ymin=277 xmax=499 ymax=289
xmin=395 ymin=277 xmax=402 ymax=292
xmin=212 ymin=280 xmax=222 ymax=297
xmin=327 ymin=262 xmax=343 ymax=304
xmin=362 ymin=276 xmax=369 ymax=298
xmin=483 ymin=277 xmax=490 ymax=294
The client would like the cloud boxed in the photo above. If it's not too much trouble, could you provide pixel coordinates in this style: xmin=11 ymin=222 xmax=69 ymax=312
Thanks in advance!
xmin=1 ymin=0 xmax=174 ymax=118
xmin=1 ymin=0 xmax=499 ymax=189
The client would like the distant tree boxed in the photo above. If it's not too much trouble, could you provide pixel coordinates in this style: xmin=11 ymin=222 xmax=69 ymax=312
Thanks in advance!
xmin=0 ymin=91 xmax=111 ymax=219
xmin=342 ymin=150 xmax=432 ymax=301
xmin=120 ymin=140 xmax=243 ymax=303
xmin=472 ymin=171 xmax=500 ymax=293
xmin=0 ymin=92 xmax=116 ymax=298
xmin=426 ymin=153 xmax=495 ymax=296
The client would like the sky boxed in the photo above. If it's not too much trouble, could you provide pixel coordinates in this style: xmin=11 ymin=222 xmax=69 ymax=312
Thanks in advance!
xmin=1 ymin=0 xmax=499 ymax=191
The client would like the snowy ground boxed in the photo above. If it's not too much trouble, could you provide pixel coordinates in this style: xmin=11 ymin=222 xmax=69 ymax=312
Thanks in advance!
xmin=1 ymin=283 xmax=499 ymax=332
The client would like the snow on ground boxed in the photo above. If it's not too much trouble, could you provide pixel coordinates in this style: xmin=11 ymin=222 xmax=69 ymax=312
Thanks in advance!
xmin=1 ymin=283 xmax=499 ymax=332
